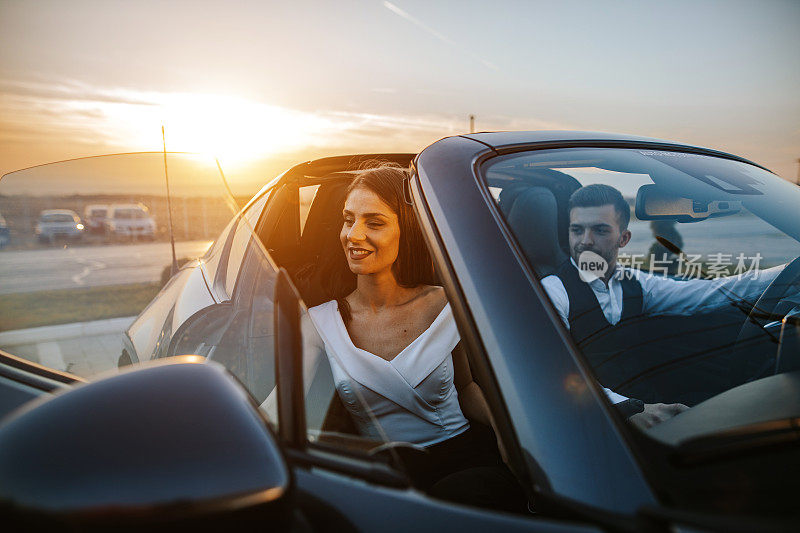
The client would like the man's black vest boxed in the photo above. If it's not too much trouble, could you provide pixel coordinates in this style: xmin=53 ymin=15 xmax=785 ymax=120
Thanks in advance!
xmin=555 ymin=260 xmax=644 ymax=389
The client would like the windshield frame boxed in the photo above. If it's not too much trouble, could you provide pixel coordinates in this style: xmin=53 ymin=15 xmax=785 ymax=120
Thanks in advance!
xmin=477 ymin=144 xmax=800 ymax=403
xmin=470 ymin=140 xmax=800 ymax=516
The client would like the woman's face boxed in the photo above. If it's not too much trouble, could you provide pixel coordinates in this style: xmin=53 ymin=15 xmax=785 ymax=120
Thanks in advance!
xmin=340 ymin=187 xmax=401 ymax=277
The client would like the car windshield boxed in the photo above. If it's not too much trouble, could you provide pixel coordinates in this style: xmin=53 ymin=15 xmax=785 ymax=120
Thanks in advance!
xmin=41 ymin=213 xmax=76 ymax=223
xmin=0 ymin=153 xmax=415 ymax=471
xmin=113 ymin=208 xmax=146 ymax=219
xmin=482 ymin=147 xmax=800 ymax=446
xmin=0 ymin=153 xmax=241 ymax=378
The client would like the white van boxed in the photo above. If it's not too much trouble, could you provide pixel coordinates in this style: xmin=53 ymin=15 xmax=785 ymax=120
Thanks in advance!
xmin=105 ymin=203 xmax=156 ymax=240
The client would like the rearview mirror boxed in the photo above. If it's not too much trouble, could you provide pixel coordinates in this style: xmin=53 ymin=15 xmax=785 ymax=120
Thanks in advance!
xmin=635 ymin=184 xmax=741 ymax=222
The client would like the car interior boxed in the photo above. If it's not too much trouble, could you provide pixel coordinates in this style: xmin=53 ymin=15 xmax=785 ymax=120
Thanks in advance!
xmin=488 ymin=167 xmax=773 ymax=407
xmin=254 ymin=160 xmax=770 ymax=433
xmin=193 ymin=153 xmax=798 ymax=504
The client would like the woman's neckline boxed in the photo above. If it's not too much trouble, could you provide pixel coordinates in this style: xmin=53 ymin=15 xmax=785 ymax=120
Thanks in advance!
xmin=333 ymin=300 xmax=450 ymax=363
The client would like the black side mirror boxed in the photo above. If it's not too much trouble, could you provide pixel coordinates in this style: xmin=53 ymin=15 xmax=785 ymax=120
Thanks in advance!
xmin=0 ymin=358 xmax=293 ymax=530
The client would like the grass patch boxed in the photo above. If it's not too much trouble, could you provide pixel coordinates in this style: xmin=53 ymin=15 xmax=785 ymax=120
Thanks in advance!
xmin=0 ymin=283 xmax=161 ymax=332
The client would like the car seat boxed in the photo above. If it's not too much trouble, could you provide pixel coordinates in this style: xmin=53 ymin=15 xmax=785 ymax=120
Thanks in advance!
xmin=496 ymin=169 xmax=580 ymax=277
xmin=291 ymin=178 xmax=352 ymax=307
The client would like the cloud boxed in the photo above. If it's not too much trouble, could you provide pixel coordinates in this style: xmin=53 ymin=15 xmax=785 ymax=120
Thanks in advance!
xmin=0 ymin=75 xmax=469 ymax=177
xmin=382 ymin=1 xmax=499 ymax=71
xmin=383 ymin=1 xmax=456 ymax=46
xmin=0 ymin=74 xmax=574 ymax=164
xmin=0 ymin=79 xmax=156 ymax=107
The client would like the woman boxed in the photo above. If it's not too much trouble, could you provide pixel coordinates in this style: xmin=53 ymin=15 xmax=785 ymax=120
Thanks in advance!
xmin=307 ymin=163 xmax=526 ymax=512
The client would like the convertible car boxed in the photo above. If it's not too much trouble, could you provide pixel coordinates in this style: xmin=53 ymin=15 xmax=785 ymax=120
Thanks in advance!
xmin=0 ymin=131 xmax=798 ymax=531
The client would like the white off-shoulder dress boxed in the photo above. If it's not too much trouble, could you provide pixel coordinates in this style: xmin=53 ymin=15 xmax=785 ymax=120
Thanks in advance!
xmin=307 ymin=300 xmax=470 ymax=447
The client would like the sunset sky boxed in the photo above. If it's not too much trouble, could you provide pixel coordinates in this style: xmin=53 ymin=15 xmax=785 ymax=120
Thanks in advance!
xmin=1 ymin=0 xmax=798 ymax=193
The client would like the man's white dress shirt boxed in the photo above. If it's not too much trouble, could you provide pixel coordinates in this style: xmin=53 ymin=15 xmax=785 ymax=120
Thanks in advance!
xmin=541 ymin=259 xmax=782 ymax=404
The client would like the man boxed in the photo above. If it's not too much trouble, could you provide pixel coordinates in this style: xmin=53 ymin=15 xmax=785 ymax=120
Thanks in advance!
xmin=541 ymin=184 xmax=781 ymax=429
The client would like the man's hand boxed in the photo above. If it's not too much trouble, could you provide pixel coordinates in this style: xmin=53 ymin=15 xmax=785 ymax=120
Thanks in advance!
xmin=629 ymin=402 xmax=689 ymax=429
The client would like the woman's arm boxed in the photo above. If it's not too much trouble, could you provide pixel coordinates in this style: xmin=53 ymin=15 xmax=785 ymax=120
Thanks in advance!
xmin=452 ymin=342 xmax=507 ymax=460
xmin=453 ymin=342 xmax=490 ymax=425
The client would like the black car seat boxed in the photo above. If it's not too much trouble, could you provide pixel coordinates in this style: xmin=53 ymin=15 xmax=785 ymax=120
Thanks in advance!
xmin=496 ymin=170 xmax=580 ymax=277
xmin=291 ymin=178 xmax=352 ymax=307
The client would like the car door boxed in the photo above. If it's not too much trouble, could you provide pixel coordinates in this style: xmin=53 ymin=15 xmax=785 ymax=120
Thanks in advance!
xmin=164 ymin=181 xmax=299 ymax=403
xmin=410 ymin=137 xmax=659 ymax=517
xmin=155 ymin=167 xmax=573 ymax=528
xmin=270 ymin=269 xmax=599 ymax=532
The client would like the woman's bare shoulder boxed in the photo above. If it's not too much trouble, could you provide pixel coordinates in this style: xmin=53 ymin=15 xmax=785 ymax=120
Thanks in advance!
xmin=418 ymin=285 xmax=447 ymax=313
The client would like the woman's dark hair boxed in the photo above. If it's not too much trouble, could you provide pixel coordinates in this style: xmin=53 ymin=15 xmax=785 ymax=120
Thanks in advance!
xmin=319 ymin=162 xmax=437 ymax=322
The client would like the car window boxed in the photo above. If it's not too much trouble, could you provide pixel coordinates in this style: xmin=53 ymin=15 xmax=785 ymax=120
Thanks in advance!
xmin=173 ymin=187 xmax=283 ymax=401
xmin=482 ymin=148 xmax=800 ymax=441
xmin=0 ymin=153 xmax=237 ymax=380
xmin=298 ymin=308 xmax=395 ymax=455
xmin=172 ymin=243 xmax=278 ymax=404
xmin=200 ymin=216 xmax=236 ymax=276
xmin=114 ymin=208 xmax=148 ymax=219
xmin=224 ymin=193 xmax=270 ymax=298
xmin=41 ymin=214 xmax=76 ymax=223
xmin=299 ymin=184 xmax=320 ymax=235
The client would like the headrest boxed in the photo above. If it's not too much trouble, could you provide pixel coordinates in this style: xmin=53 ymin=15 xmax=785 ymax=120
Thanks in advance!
xmin=500 ymin=185 xmax=568 ymax=277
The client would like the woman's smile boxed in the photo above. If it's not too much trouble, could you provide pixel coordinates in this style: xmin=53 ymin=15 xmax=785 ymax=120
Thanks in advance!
xmin=348 ymin=247 xmax=373 ymax=260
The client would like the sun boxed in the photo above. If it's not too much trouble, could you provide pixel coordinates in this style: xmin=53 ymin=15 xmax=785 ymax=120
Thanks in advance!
xmin=104 ymin=92 xmax=333 ymax=168
xmin=159 ymin=93 xmax=332 ymax=167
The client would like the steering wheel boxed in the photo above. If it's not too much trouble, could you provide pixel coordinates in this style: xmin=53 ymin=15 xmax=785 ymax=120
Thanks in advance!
xmin=731 ymin=255 xmax=800 ymax=376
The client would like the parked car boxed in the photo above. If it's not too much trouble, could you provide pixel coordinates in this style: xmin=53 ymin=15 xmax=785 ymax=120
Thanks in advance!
xmin=82 ymin=204 xmax=109 ymax=234
xmin=34 ymin=208 xmax=84 ymax=243
xmin=1 ymin=132 xmax=799 ymax=531
xmin=104 ymin=203 xmax=156 ymax=240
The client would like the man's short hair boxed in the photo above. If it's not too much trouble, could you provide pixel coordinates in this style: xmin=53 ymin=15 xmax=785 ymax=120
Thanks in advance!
xmin=568 ymin=184 xmax=630 ymax=230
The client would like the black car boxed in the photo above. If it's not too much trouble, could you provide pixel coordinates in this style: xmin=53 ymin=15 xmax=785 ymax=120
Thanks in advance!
xmin=1 ymin=132 xmax=799 ymax=531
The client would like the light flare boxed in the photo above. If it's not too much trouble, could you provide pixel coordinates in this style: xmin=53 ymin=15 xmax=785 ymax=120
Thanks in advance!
xmin=96 ymin=92 xmax=335 ymax=167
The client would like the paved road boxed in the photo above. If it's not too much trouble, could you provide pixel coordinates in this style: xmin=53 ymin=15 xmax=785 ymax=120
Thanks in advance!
xmin=0 ymin=240 xmax=212 ymax=295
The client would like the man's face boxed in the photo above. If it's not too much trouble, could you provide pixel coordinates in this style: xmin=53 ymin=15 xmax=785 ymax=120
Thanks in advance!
xmin=568 ymin=205 xmax=631 ymax=270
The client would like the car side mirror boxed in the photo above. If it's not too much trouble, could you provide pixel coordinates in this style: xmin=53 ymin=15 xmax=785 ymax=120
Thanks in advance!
xmin=635 ymin=184 xmax=741 ymax=222
xmin=0 ymin=358 xmax=294 ymax=530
